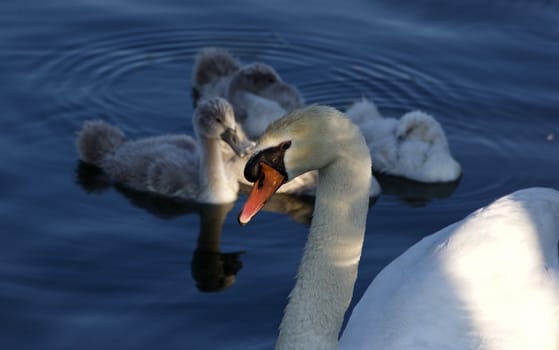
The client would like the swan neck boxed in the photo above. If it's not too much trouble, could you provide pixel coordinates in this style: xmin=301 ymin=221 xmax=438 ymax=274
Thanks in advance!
xmin=276 ymin=155 xmax=371 ymax=349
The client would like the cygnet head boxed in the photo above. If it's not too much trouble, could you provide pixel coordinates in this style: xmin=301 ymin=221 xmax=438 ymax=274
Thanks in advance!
xmin=228 ymin=63 xmax=304 ymax=111
xmin=194 ymin=97 xmax=249 ymax=156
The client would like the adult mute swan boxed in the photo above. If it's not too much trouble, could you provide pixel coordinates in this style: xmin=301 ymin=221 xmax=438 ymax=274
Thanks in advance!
xmin=345 ymin=98 xmax=461 ymax=183
xmin=238 ymin=104 xmax=559 ymax=349
xmin=76 ymin=97 xmax=248 ymax=204
xmin=192 ymin=47 xmax=304 ymax=139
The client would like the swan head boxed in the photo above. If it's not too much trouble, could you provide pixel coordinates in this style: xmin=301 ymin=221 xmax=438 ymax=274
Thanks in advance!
xmin=194 ymin=97 xmax=251 ymax=157
xmin=238 ymin=105 xmax=370 ymax=225
xmin=228 ymin=63 xmax=304 ymax=112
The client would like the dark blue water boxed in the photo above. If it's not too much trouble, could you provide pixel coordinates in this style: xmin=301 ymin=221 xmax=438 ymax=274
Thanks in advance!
xmin=1 ymin=0 xmax=558 ymax=349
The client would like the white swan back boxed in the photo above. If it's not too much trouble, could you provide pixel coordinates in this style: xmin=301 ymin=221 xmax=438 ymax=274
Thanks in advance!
xmin=340 ymin=187 xmax=559 ymax=350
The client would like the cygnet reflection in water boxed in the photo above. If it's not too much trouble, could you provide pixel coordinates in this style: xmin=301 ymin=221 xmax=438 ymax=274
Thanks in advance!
xmin=375 ymin=172 xmax=461 ymax=207
xmin=75 ymin=161 xmax=243 ymax=292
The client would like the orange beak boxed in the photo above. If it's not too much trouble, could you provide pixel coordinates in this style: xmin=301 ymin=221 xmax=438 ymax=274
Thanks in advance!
xmin=238 ymin=163 xmax=286 ymax=225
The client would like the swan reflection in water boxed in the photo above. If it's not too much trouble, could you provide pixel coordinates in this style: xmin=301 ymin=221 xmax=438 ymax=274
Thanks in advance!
xmin=75 ymin=161 xmax=315 ymax=291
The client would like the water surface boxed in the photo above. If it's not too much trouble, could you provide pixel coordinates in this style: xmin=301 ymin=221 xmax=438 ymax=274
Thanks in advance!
xmin=1 ymin=0 xmax=558 ymax=349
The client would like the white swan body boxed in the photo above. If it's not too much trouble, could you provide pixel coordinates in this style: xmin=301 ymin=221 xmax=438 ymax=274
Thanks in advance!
xmin=237 ymin=105 xmax=559 ymax=349
xmin=345 ymin=98 xmax=461 ymax=183
xmin=76 ymin=98 xmax=248 ymax=204
xmin=341 ymin=187 xmax=559 ymax=349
